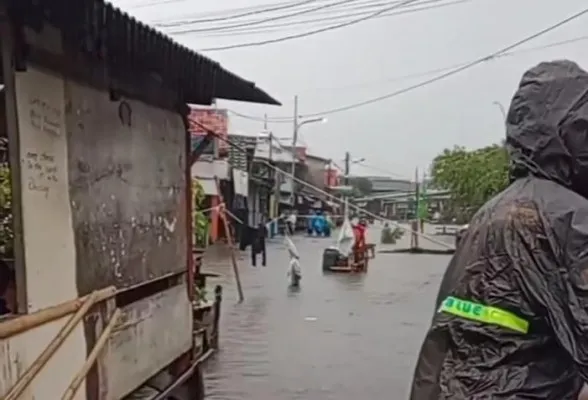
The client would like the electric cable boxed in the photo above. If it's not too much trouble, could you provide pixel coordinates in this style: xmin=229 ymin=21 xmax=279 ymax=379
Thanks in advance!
xmin=159 ymin=0 xmax=361 ymax=31
xmin=191 ymin=0 xmax=421 ymax=51
xmin=134 ymin=0 xmax=315 ymax=14
xmin=354 ymin=161 xmax=413 ymax=180
xmin=224 ymin=9 xmax=588 ymax=122
xmin=154 ymin=0 xmax=330 ymax=27
xmin=168 ymin=0 xmax=466 ymax=37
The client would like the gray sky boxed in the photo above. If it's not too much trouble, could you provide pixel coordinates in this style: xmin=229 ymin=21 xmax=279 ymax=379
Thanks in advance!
xmin=112 ymin=0 xmax=588 ymax=180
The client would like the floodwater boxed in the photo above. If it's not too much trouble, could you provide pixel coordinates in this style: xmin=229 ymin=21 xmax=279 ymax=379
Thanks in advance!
xmin=201 ymin=224 xmax=455 ymax=400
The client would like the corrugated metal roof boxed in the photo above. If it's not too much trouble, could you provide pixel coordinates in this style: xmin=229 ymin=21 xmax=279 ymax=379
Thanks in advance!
xmin=3 ymin=0 xmax=280 ymax=106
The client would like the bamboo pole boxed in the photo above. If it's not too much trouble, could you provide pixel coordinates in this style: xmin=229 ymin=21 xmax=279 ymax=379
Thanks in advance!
xmin=214 ymin=178 xmax=244 ymax=302
xmin=0 ymin=286 xmax=116 ymax=339
xmin=219 ymin=207 xmax=244 ymax=302
xmin=61 ymin=308 xmax=122 ymax=400
xmin=4 ymin=289 xmax=109 ymax=400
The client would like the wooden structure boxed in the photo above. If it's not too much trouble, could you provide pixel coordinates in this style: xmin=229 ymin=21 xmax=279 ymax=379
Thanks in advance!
xmin=0 ymin=1 xmax=278 ymax=399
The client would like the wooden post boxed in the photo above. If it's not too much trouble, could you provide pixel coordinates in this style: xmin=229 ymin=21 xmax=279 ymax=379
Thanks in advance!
xmin=212 ymin=285 xmax=222 ymax=349
xmin=215 ymin=178 xmax=244 ymax=303
xmin=61 ymin=309 xmax=122 ymax=400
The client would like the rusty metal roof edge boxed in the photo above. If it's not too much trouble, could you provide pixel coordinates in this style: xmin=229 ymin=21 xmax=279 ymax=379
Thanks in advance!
xmin=4 ymin=0 xmax=280 ymax=106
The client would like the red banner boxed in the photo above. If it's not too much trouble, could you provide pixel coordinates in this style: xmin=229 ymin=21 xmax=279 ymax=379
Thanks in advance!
xmin=325 ymin=167 xmax=339 ymax=187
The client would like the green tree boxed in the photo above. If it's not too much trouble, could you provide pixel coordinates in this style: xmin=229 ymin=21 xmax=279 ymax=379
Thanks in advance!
xmin=0 ymin=163 xmax=12 ymax=257
xmin=192 ymin=179 xmax=209 ymax=248
xmin=430 ymin=144 xmax=509 ymax=221
xmin=349 ymin=177 xmax=373 ymax=196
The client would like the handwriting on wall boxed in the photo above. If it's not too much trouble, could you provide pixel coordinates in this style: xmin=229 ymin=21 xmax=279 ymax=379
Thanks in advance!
xmin=24 ymin=151 xmax=59 ymax=198
xmin=29 ymin=97 xmax=62 ymax=136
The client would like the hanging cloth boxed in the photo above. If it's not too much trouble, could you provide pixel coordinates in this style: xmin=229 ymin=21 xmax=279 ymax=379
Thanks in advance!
xmin=336 ymin=199 xmax=355 ymax=256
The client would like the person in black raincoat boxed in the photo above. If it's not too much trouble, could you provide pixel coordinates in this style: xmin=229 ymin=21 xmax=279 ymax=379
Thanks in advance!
xmin=410 ymin=60 xmax=588 ymax=400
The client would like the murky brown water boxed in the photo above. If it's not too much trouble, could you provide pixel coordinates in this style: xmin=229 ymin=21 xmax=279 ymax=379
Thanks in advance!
xmin=202 ymin=225 xmax=453 ymax=400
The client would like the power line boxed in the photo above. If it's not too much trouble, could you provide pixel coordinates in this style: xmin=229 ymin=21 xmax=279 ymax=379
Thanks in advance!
xmin=152 ymin=0 xmax=386 ymax=26
xmin=168 ymin=0 xmax=465 ymax=37
xmin=161 ymin=0 xmax=361 ymax=33
xmin=226 ymin=34 xmax=588 ymax=123
xmin=305 ymin=34 xmax=588 ymax=92
xmin=154 ymin=0 xmax=324 ymax=26
xmin=355 ymin=161 xmax=413 ymax=180
xmin=225 ymin=12 xmax=588 ymax=123
xmin=160 ymin=0 xmax=432 ymax=31
xmin=133 ymin=0 xmax=311 ymax=13
xmin=185 ymin=0 xmax=420 ymax=50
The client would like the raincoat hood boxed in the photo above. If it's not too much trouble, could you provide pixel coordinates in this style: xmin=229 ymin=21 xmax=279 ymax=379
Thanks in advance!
xmin=409 ymin=60 xmax=588 ymax=400
xmin=506 ymin=60 xmax=588 ymax=197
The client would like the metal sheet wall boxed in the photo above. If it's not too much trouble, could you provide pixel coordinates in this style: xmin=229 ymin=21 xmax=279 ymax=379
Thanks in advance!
xmin=65 ymin=81 xmax=187 ymax=295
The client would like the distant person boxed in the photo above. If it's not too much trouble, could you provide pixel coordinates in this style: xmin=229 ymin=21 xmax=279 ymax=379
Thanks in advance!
xmin=286 ymin=211 xmax=297 ymax=236
xmin=285 ymin=236 xmax=301 ymax=287
xmin=251 ymin=219 xmax=267 ymax=267
xmin=307 ymin=210 xmax=316 ymax=236
xmin=352 ymin=218 xmax=367 ymax=262
xmin=313 ymin=211 xmax=327 ymax=236
xmin=324 ymin=212 xmax=333 ymax=237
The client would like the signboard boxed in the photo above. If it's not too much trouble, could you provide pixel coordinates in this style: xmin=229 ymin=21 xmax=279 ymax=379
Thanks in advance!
xmin=233 ymin=168 xmax=249 ymax=196
xmin=188 ymin=107 xmax=228 ymax=155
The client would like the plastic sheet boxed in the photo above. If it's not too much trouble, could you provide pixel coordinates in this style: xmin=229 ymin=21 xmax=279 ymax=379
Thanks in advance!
xmin=410 ymin=60 xmax=588 ymax=399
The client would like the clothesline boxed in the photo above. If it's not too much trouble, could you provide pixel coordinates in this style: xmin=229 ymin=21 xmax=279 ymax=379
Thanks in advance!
xmin=216 ymin=136 xmax=454 ymax=250
xmin=194 ymin=203 xmax=244 ymax=224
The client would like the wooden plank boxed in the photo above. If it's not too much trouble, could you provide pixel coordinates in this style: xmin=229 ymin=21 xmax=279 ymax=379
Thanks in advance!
xmin=327 ymin=266 xmax=354 ymax=272
xmin=99 ymin=283 xmax=192 ymax=400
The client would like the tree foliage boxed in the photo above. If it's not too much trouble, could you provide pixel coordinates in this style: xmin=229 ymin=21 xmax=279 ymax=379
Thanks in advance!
xmin=349 ymin=177 xmax=373 ymax=197
xmin=430 ymin=144 xmax=509 ymax=220
xmin=191 ymin=179 xmax=209 ymax=248
xmin=0 ymin=163 xmax=12 ymax=257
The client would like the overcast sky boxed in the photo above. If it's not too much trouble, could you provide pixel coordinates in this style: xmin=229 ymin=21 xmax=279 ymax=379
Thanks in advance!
xmin=112 ymin=0 xmax=588 ymax=180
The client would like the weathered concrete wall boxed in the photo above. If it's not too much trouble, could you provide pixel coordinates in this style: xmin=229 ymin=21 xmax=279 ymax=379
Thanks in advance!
xmin=99 ymin=282 xmax=192 ymax=400
xmin=0 ymin=64 xmax=86 ymax=400
xmin=304 ymin=157 xmax=328 ymax=192
xmin=65 ymin=81 xmax=187 ymax=295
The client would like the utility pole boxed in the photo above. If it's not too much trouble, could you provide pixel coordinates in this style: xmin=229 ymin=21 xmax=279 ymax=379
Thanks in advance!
xmin=344 ymin=151 xmax=350 ymax=185
xmin=289 ymin=95 xmax=298 ymax=206
xmin=411 ymin=166 xmax=420 ymax=249
xmin=263 ymin=113 xmax=268 ymax=130
xmin=414 ymin=166 xmax=420 ymax=221
xmin=343 ymin=151 xmax=351 ymax=219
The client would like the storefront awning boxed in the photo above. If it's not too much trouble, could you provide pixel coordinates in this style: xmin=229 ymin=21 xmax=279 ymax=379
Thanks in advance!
xmin=197 ymin=179 xmax=218 ymax=196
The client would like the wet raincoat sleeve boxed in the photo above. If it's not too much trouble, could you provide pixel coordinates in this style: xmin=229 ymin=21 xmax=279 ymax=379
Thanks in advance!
xmin=408 ymin=254 xmax=460 ymax=400
xmin=410 ymin=196 xmax=588 ymax=399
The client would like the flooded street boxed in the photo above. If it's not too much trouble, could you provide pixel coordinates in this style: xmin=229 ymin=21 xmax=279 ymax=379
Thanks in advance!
xmin=202 ymin=224 xmax=454 ymax=399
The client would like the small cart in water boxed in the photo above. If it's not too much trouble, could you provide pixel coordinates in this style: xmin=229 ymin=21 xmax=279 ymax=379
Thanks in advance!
xmin=321 ymin=244 xmax=375 ymax=273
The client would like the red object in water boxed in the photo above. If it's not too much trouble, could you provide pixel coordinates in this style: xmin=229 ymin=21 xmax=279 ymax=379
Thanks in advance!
xmin=352 ymin=224 xmax=366 ymax=250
